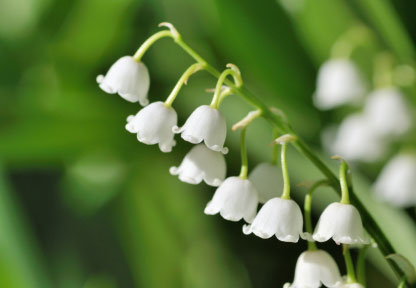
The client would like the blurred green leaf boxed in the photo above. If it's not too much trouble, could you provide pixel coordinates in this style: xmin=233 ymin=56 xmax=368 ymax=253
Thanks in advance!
xmin=0 ymin=166 xmax=52 ymax=288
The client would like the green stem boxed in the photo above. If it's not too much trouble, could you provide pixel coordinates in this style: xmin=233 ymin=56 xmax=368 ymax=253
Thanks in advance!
xmin=330 ymin=25 xmax=372 ymax=59
xmin=281 ymin=142 xmax=290 ymax=200
xmin=344 ymin=245 xmax=357 ymax=283
xmin=304 ymin=193 xmax=317 ymax=251
xmin=133 ymin=30 xmax=174 ymax=61
xmin=304 ymin=180 xmax=329 ymax=251
xmin=152 ymin=30 xmax=409 ymax=286
xmin=357 ymin=245 xmax=369 ymax=286
xmin=210 ymin=69 xmax=240 ymax=109
xmin=398 ymin=277 xmax=407 ymax=288
xmin=339 ymin=159 xmax=350 ymax=204
xmin=164 ymin=63 xmax=204 ymax=107
xmin=217 ymin=88 xmax=233 ymax=106
xmin=271 ymin=128 xmax=279 ymax=165
xmin=239 ymin=128 xmax=248 ymax=179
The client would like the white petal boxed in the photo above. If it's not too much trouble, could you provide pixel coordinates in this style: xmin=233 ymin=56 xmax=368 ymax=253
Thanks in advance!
xmin=204 ymin=177 xmax=258 ymax=222
xmin=169 ymin=144 xmax=226 ymax=187
xmin=313 ymin=203 xmax=369 ymax=245
xmin=326 ymin=113 xmax=386 ymax=162
xmin=373 ymin=154 xmax=416 ymax=207
xmin=244 ymin=198 xmax=303 ymax=242
xmin=364 ymin=88 xmax=412 ymax=137
xmin=289 ymin=250 xmax=342 ymax=288
xmin=98 ymin=56 xmax=150 ymax=105
xmin=174 ymin=105 xmax=228 ymax=154
xmin=314 ymin=59 xmax=365 ymax=110
xmin=125 ymin=101 xmax=177 ymax=153
xmin=249 ymin=163 xmax=282 ymax=204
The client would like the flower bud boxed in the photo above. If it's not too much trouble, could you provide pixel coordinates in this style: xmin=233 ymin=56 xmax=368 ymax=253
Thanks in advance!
xmin=126 ymin=101 xmax=177 ymax=152
xmin=364 ymin=88 xmax=412 ymax=137
xmin=314 ymin=59 xmax=365 ymax=110
xmin=243 ymin=197 xmax=304 ymax=242
xmin=284 ymin=250 xmax=342 ymax=288
xmin=373 ymin=154 xmax=416 ymax=207
xmin=324 ymin=114 xmax=386 ymax=162
xmin=204 ymin=177 xmax=258 ymax=223
xmin=173 ymin=105 xmax=228 ymax=154
xmin=249 ymin=163 xmax=282 ymax=204
xmin=97 ymin=56 xmax=150 ymax=105
xmin=170 ymin=144 xmax=226 ymax=187
xmin=312 ymin=202 xmax=369 ymax=245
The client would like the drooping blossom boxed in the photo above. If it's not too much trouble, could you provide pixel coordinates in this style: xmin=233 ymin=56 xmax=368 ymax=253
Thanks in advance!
xmin=173 ymin=105 xmax=228 ymax=154
xmin=204 ymin=177 xmax=258 ymax=223
xmin=97 ymin=56 xmax=150 ymax=105
xmin=170 ymin=144 xmax=226 ymax=187
xmin=126 ymin=101 xmax=177 ymax=152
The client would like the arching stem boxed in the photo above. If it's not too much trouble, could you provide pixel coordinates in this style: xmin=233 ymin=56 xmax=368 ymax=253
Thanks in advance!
xmin=210 ymin=68 xmax=243 ymax=109
xmin=164 ymin=63 xmax=205 ymax=107
xmin=133 ymin=31 xmax=174 ymax=62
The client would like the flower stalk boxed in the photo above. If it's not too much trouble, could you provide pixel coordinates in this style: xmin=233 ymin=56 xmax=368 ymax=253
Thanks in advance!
xmin=132 ymin=23 xmax=410 ymax=286
xmin=274 ymin=134 xmax=297 ymax=200
xmin=210 ymin=66 xmax=242 ymax=109
xmin=239 ymin=127 xmax=248 ymax=179
xmin=333 ymin=156 xmax=351 ymax=204
xmin=133 ymin=30 xmax=174 ymax=62
xmin=164 ymin=63 xmax=205 ymax=107
xmin=343 ymin=244 xmax=357 ymax=284
xmin=304 ymin=180 xmax=329 ymax=251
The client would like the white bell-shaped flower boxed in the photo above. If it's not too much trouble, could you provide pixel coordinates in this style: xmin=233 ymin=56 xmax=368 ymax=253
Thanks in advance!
xmin=125 ymin=101 xmax=177 ymax=153
xmin=97 ymin=56 xmax=150 ymax=105
xmin=249 ymin=163 xmax=282 ymax=204
xmin=284 ymin=250 xmax=342 ymax=288
xmin=169 ymin=144 xmax=226 ymax=187
xmin=314 ymin=59 xmax=365 ymax=110
xmin=173 ymin=105 xmax=228 ymax=154
xmin=243 ymin=197 xmax=304 ymax=242
xmin=325 ymin=114 xmax=386 ymax=162
xmin=373 ymin=154 xmax=416 ymax=207
xmin=204 ymin=176 xmax=258 ymax=223
xmin=313 ymin=202 xmax=369 ymax=244
xmin=363 ymin=88 xmax=412 ymax=137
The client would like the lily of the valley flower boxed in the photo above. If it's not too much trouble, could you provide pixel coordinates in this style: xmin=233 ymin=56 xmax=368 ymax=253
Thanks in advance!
xmin=324 ymin=114 xmax=386 ymax=162
xmin=204 ymin=176 xmax=258 ymax=223
xmin=313 ymin=202 xmax=370 ymax=245
xmin=373 ymin=153 xmax=416 ymax=207
xmin=248 ymin=163 xmax=282 ymax=204
xmin=169 ymin=144 xmax=226 ymax=187
xmin=97 ymin=56 xmax=150 ymax=106
xmin=243 ymin=197 xmax=304 ymax=242
xmin=314 ymin=59 xmax=365 ymax=110
xmin=126 ymin=101 xmax=177 ymax=152
xmin=284 ymin=249 xmax=342 ymax=288
xmin=173 ymin=105 xmax=228 ymax=154
xmin=363 ymin=88 xmax=412 ymax=137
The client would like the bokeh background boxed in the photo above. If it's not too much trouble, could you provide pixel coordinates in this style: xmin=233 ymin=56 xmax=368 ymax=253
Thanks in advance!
xmin=0 ymin=0 xmax=415 ymax=287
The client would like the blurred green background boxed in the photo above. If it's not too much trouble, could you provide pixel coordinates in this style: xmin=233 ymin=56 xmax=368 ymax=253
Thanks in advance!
xmin=0 ymin=0 xmax=415 ymax=287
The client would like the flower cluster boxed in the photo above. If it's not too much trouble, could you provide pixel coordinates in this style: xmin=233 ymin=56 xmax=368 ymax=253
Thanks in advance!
xmin=313 ymin=26 xmax=415 ymax=209
xmin=97 ymin=23 xmax=375 ymax=288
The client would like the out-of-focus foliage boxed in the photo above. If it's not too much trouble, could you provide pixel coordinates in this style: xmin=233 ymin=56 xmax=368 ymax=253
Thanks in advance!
xmin=0 ymin=0 xmax=415 ymax=287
